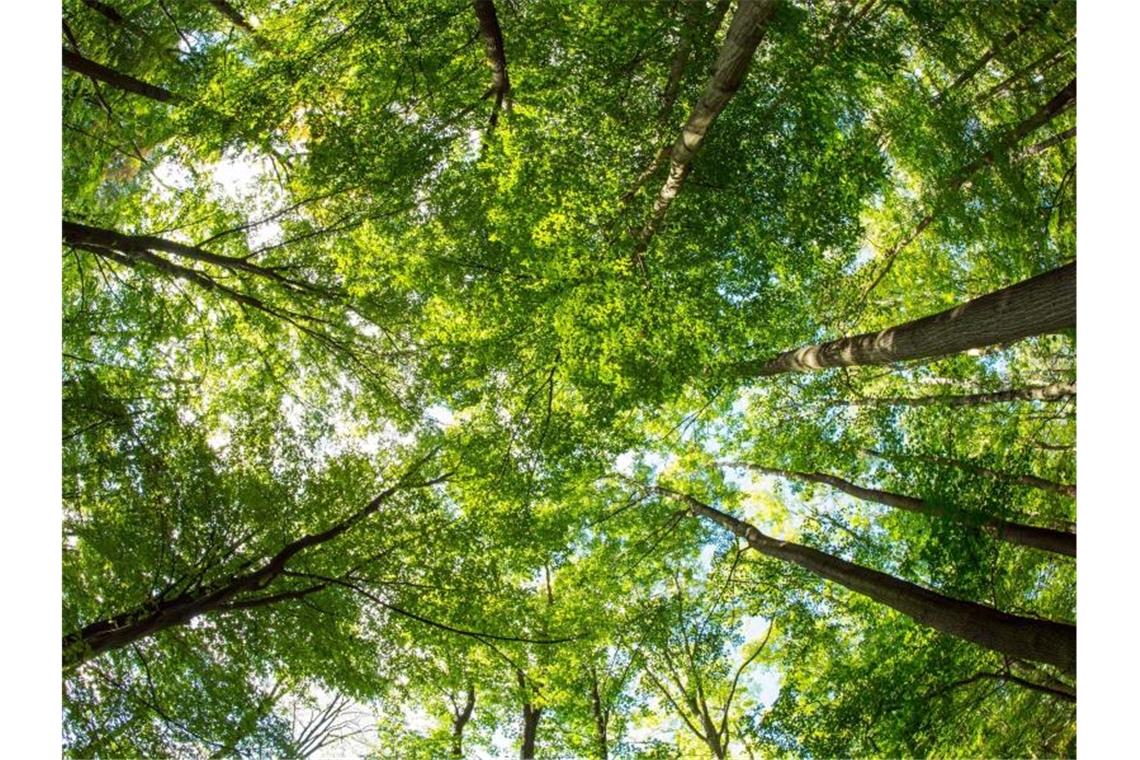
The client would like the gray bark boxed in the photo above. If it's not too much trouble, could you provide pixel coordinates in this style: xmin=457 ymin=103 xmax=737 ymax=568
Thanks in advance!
xmin=662 ymin=487 xmax=1076 ymax=673
xmin=739 ymin=263 xmax=1075 ymax=377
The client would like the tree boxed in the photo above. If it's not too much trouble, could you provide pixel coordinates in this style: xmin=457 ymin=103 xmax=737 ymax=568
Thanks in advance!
xmin=738 ymin=263 xmax=1074 ymax=377
xmin=61 ymin=0 xmax=1078 ymax=754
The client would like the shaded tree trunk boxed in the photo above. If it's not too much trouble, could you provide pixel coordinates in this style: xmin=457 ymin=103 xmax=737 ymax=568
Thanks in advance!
xmin=951 ymin=78 xmax=1075 ymax=184
xmin=474 ymin=0 xmax=511 ymax=127
xmin=659 ymin=486 xmax=1076 ymax=673
xmin=1018 ymin=126 xmax=1075 ymax=158
xmin=63 ymin=220 xmax=323 ymax=294
xmin=867 ymin=449 xmax=1076 ymax=499
xmin=835 ymin=381 xmax=1075 ymax=409
xmin=208 ymin=0 xmax=256 ymax=34
xmin=730 ymin=463 xmax=1075 ymax=557
xmin=862 ymin=80 xmax=1076 ymax=300
xmin=62 ymin=457 xmax=445 ymax=669
xmin=738 ymin=262 xmax=1075 ymax=377
xmin=980 ymin=38 xmax=1074 ymax=106
xmin=934 ymin=0 xmax=1059 ymax=102
xmin=632 ymin=0 xmax=777 ymax=270
xmin=517 ymin=668 xmax=543 ymax=760
xmin=589 ymin=665 xmax=608 ymax=760
xmin=452 ymin=684 xmax=475 ymax=758
xmin=63 ymin=48 xmax=175 ymax=102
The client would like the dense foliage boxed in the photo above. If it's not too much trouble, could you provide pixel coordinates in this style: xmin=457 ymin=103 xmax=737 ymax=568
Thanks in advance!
xmin=62 ymin=0 xmax=1076 ymax=757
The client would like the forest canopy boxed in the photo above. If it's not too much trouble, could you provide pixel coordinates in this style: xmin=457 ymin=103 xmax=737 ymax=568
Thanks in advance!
xmin=60 ymin=0 xmax=1076 ymax=757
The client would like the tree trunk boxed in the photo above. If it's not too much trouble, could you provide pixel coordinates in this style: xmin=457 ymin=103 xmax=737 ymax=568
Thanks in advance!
xmin=837 ymin=381 xmax=1075 ymax=409
xmin=934 ymin=0 xmax=1058 ymax=103
xmin=738 ymin=262 xmax=1075 ymax=377
xmin=452 ymin=684 xmax=475 ymax=758
xmin=208 ymin=0 xmax=256 ymax=34
xmin=661 ymin=487 xmax=1076 ymax=673
xmin=951 ymin=78 xmax=1075 ymax=185
xmin=731 ymin=463 xmax=1075 ymax=557
xmin=62 ymin=48 xmax=175 ymax=102
xmin=473 ymin=0 xmax=511 ymax=127
xmin=979 ymin=38 xmax=1074 ymax=106
xmin=589 ymin=665 xmax=608 ymax=760
xmin=63 ymin=220 xmax=322 ymax=293
xmin=1018 ymin=126 xmax=1075 ymax=159
xmin=868 ymin=449 xmax=1076 ymax=499
xmin=632 ymin=0 xmax=777 ymax=267
xmin=520 ymin=703 xmax=541 ymax=760
xmin=63 ymin=457 xmax=444 ymax=668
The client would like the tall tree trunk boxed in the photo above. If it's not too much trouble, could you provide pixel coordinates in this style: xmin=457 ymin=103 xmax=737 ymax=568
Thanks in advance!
xmin=730 ymin=463 xmax=1075 ymax=557
xmin=951 ymin=78 xmax=1075 ymax=185
xmin=699 ymin=710 xmax=726 ymax=759
xmin=738 ymin=262 xmax=1075 ymax=377
xmin=473 ymin=0 xmax=511 ymax=127
xmin=934 ymin=0 xmax=1059 ymax=103
xmin=658 ymin=486 xmax=1076 ymax=673
xmin=862 ymin=79 xmax=1076 ymax=301
xmin=208 ymin=0 xmax=256 ymax=34
xmin=835 ymin=381 xmax=1075 ymax=409
xmin=632 ymin=0 xmax=777 ymax=270
xmin=63 ymin=457 xmax=444 ymax=669
xmin=62 ymin=48 xmax=175 ymax=102
xmin=1018 ymin=126 xmax=1075 ymax=158
xmin=515 ymin=669 xmax=542 ymax=760
xmin=63 ymin=220 xmax=324 ymax=294
xmin=452 ymin=684 xmax=475 ymax=758
xmin=867 ymin=449 xmax=1076 ymax=499
xmin=589 ymin=665 xmax=608 ymax=760
xmin=979 ymin=38 xmax=1074 ymax=106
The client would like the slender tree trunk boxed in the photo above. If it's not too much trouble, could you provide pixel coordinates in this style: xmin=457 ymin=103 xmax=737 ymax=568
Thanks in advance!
xmin=1018 ymin=126 xmax=1075 ymax=158
xmin=658 ymin=0 xmax=700 ymax=123
xmin=867 ymin=449 xmax=1076 ymax=499
xmin=515 ymin=669 xmax=543 ymax=760
xmin=698 ymin=710 xmax=726 ymax=759
xmin=659 ymin=486 xmax=1076 ymax=673
xmin=589 ymin=665 xmax=608 ymax=760
xmin=860 ymin=81 xmax=1076 ymax=301
xmin=979 ymin=38 xmax=1074 ymax=106
xmin=951 ymin=78 xmax=1075 ymax=184
xmin=80 ymin=0 xmax=149 ymax=38
xmin=835 ymin=381 xmax=1075 ymax=409
xmin=63 ymin=458 xmax=444 ymax=668
xmin=63 ymin=220 xmax=323 ymax=294
xmin=632 ymin=0 xmax=777 ymax=269
xmin=473 ymin=0 xmax=511 ymax=127
xmin=738 ymin=262 xmax=1075 ymax=377
xmin=452 ymin=684 xmax=475 ymax=758
xmin=208 ymin=0 xmax=256 ymax=33
xmin=934 ymin=0 xmax=1058 ymax=102
xmin=62 ymin=48 xmax=175 ymax=102
xmin=730 ymin=463 xmax=1075 ymax=557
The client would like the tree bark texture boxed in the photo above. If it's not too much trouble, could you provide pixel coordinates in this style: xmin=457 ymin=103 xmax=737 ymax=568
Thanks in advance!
xmin=663 ymin=487 xmax=1076 ymax=673
xmin=474 ymin=0 xmax=511 ymax=127
xmin=838 ymin=381 xmax=1075 ymax=409
xmin=935 ymin=0 xmax=1059 ymax=102
xmin=731 ymin=463 xmax=1075 ymax=557
xmin=452 ymin=684 xmax=475 ymax=758
xmin=62 ymin=457 xmax=444 ymax=669
xmin=589 ymin=665 xmax=608 ymax=760
xmin=739 ymin=262 xmax=1075 ymax=377
xmin=632 ymin=0 xmax=776 ymax=266
xmin=869 ymin=449 xmax=1076 ymax=499
xmin=63 ymin=48 xmax=175 ymax=102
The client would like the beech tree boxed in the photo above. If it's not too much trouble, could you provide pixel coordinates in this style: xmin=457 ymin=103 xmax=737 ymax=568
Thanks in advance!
xmin=61 ymin=0 xmax=1077 ymax=756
